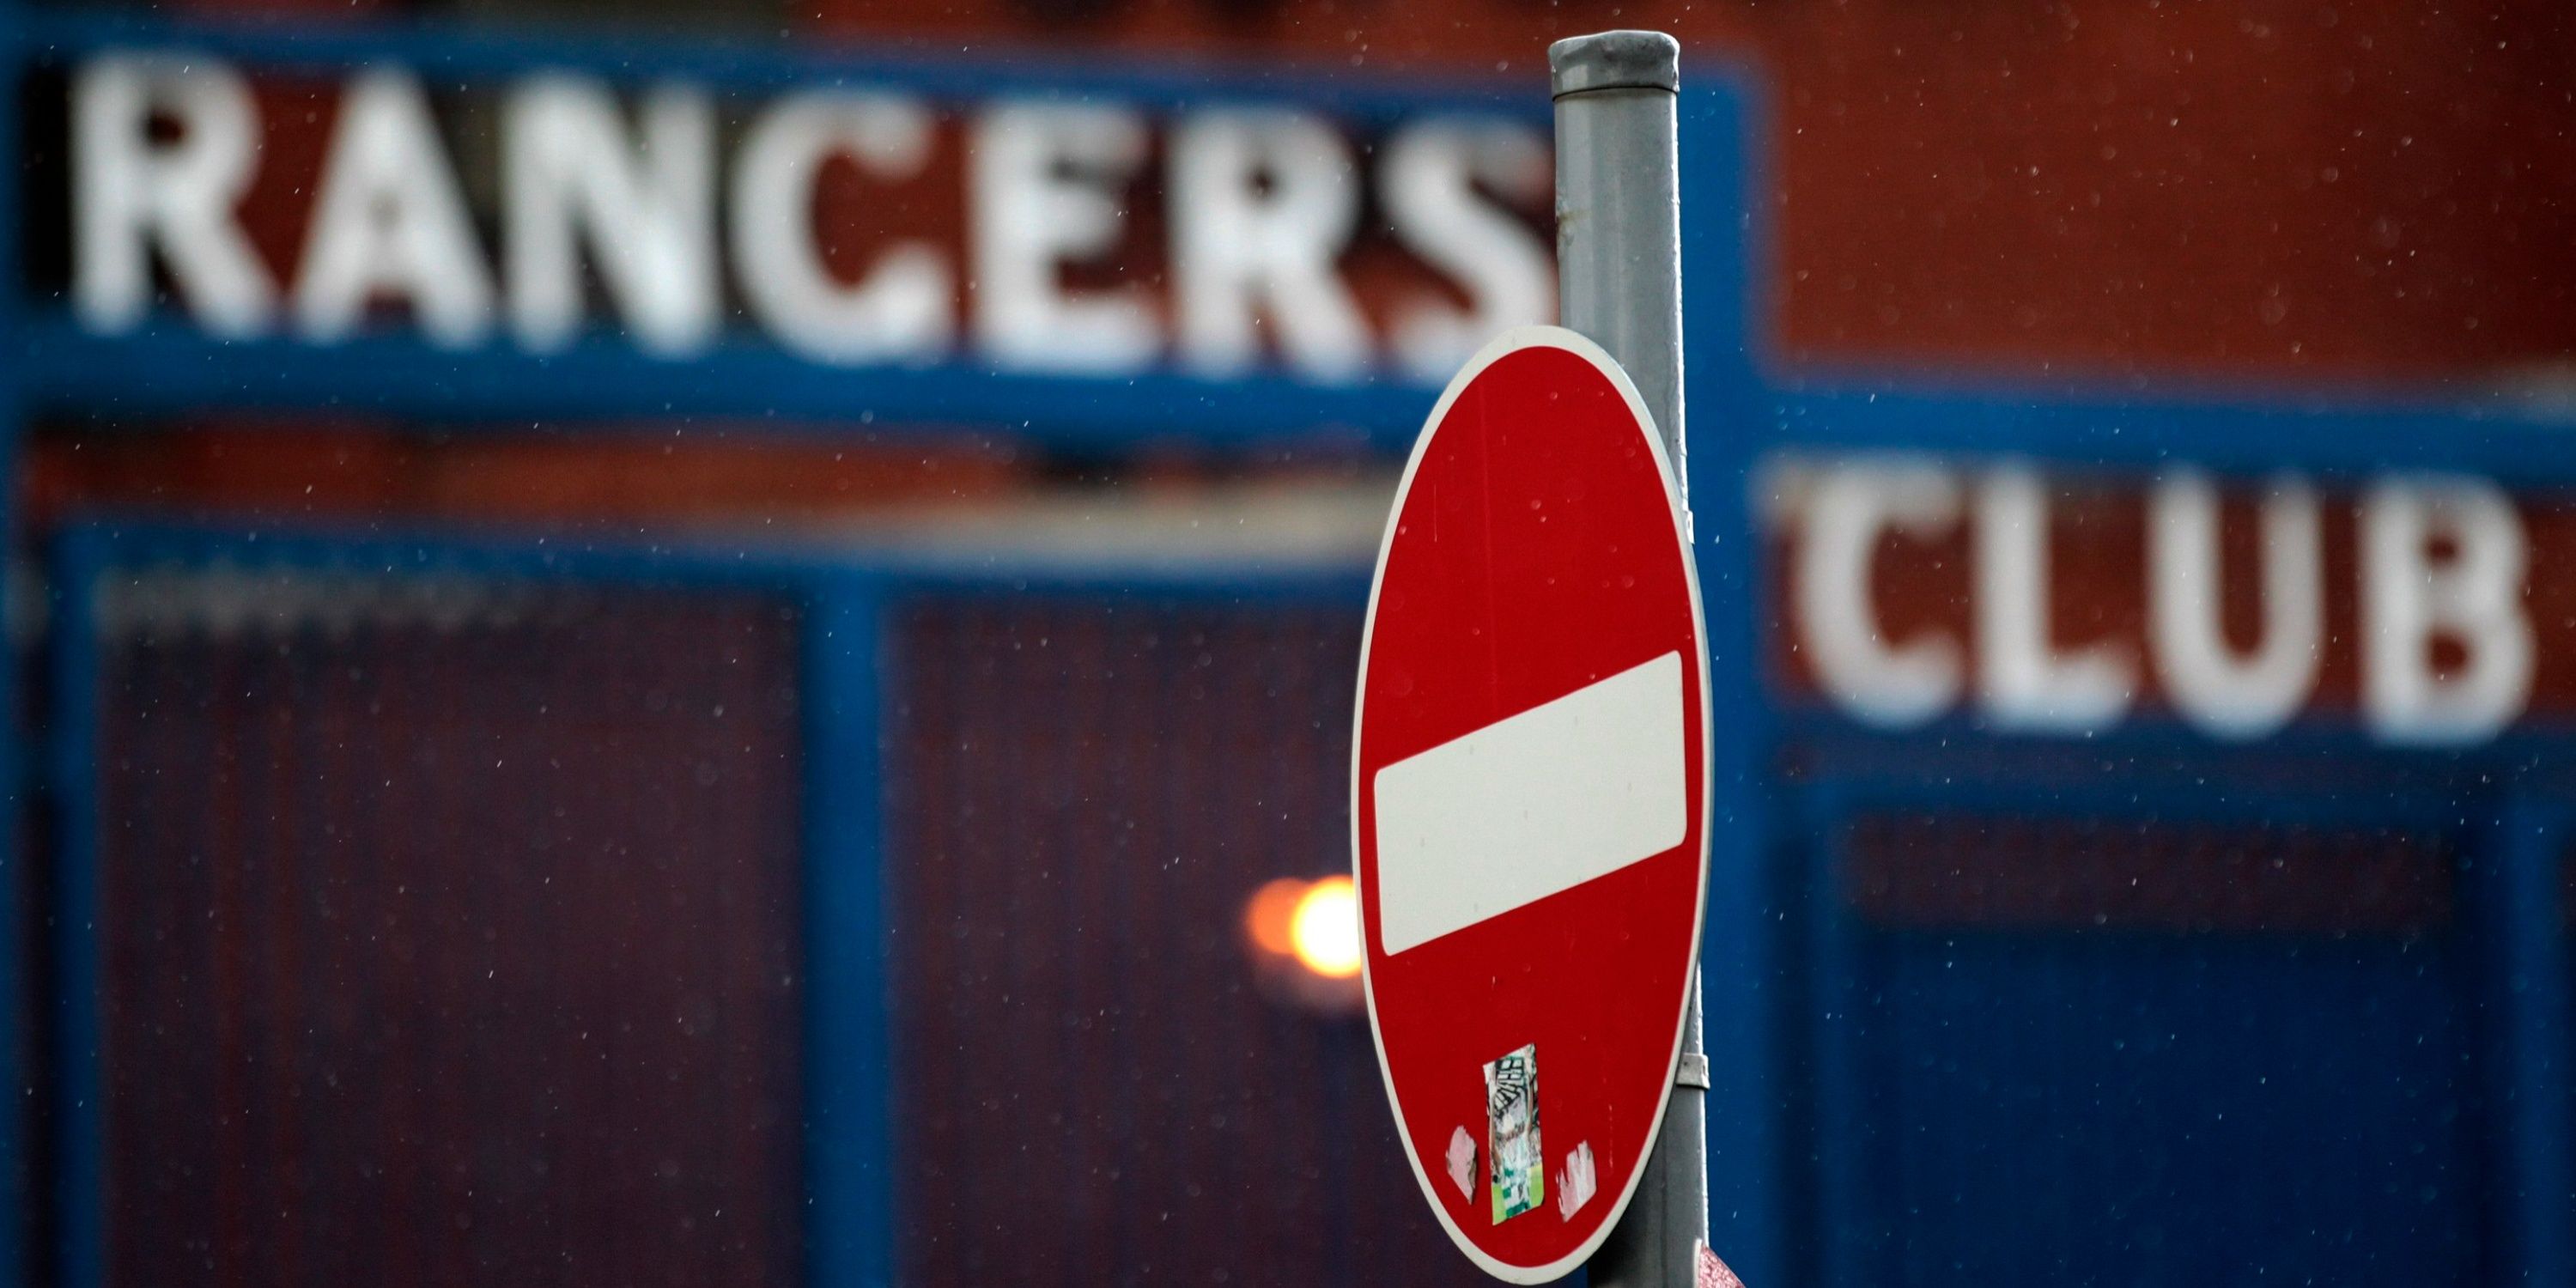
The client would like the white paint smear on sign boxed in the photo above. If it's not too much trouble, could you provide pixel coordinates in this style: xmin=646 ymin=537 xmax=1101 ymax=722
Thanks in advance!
xmin=1373 ymin=652 xmax=1687 ymax=955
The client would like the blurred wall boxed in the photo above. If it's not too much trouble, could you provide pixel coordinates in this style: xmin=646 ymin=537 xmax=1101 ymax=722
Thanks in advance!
xmin=819 ymin=0 xmax=2576 ymax=391
xmin=52 ymin=0 xmax=2576 ymax=528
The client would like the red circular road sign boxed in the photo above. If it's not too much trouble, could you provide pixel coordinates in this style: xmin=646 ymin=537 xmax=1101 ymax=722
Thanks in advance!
xmin=1353 ymin=326 xmax=1710 ymax=1282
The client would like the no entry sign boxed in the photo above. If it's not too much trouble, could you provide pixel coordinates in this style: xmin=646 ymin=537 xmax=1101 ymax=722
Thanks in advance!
xmin=1353 ymin=326 xmax=1710 ymax=1281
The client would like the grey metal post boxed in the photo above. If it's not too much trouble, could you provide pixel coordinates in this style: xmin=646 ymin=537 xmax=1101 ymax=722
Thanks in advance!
xmin=1551 ymin=29 xmax=1712 ymax=1288
xmin=1552 ymin=30 xmax=1687 ymax=507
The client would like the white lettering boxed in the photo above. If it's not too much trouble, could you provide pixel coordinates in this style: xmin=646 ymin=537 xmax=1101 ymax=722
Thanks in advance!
xmin=1380 ymin=119 xmax=1555 ymax=381
xmin=1170 ymin=109 xmax=1370 ymax=380
xmin=73 ymin=55 xmax=273 ymax=337
xmin=505 ymin=77 xmax=717 ymax=355
xmin=1796 ymin=460 xmax=1964 ymax=728
xmin=969 ymin=103 xmax=1157 ymax=374
xmin=2148 ymin=471 xmax=2323 ymax=740
xmin=1976 ymin=465 xmax=2134 ymax=733
xmin=731 ymin=91 xmax=950 ymax=365
xmin=295 ymin=70 xmax=494 ymax=347
xmin=2360 ymin=476 xmax=2535 ymax=745
xmin=70 ymin=57 xmax=1556 ymax=383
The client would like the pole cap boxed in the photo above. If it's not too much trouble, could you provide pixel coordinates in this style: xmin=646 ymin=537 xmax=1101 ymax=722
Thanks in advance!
xmin=1549 ymin=30 xmax=1680 ymax=97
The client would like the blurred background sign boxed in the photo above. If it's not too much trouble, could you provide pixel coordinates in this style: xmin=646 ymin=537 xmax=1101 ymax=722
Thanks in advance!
xmin=18 ymin=17 xmax=1556 ymax=447
xmin=1 ymin=3 xmax=2573 ymax=1288
xmin=54 ymin=46 xmax=1552 ymax=380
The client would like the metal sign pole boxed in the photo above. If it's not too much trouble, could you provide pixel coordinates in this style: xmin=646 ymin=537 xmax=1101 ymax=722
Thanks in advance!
xmin=1549 ymin=29 xmax=1712 ymax=1288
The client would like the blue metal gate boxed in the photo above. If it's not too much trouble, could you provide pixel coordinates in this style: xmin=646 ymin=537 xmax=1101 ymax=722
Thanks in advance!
xmin=43 ymin=521 xmax=1470 ymax=1288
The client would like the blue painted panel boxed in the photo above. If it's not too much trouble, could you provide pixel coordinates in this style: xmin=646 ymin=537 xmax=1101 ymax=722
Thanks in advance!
xmin=805 ymin=576 xmax=896 ymax=1288
xmin=2482 ymin=806 xmax=2576 ymax=1288
xmin=1680 ymin=70 xmax=1794 ymax=1288
xmin=1758 ymin=384 xmax=2576 ymax=485
xmin=1791 ymin=776 xmax=2503 ymax=1288
xmin=15 ymin=319 xmax=1434 ymax=457
xmin=46 ymin=525 xmax=109 ymax=1288
xmin=0 ymin=5 xmax=29 ymax=1285
xmin=1845 ymin=932 xmax=2484 ymax=1286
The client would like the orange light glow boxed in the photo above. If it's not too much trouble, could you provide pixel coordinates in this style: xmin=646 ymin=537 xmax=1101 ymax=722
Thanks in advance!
xmin=1243 ymin=877 xmax=1309 ymax=956
xmin=1289 ymin=877 xmax=1363 ymax=980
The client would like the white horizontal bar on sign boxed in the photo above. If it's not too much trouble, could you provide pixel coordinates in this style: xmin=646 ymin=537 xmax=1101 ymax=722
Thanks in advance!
xmin=1372 ymin=651 xmax=1688 ymax=956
